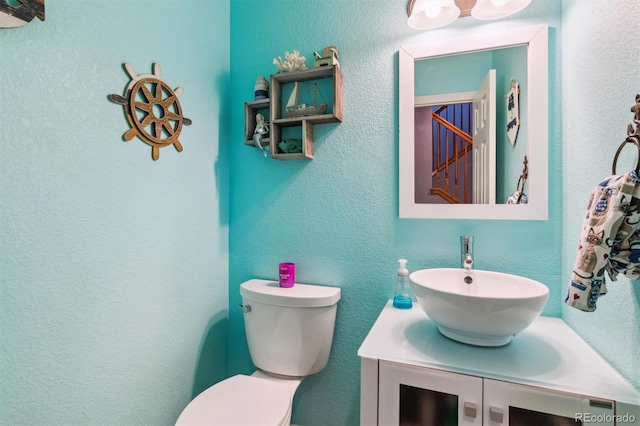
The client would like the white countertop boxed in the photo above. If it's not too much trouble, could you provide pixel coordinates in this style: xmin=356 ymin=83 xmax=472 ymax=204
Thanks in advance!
xmin=358 ymin=301 xmax=640 ymax=405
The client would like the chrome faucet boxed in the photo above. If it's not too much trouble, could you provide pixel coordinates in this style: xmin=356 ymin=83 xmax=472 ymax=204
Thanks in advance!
xmin=461 ymin=236 xmax=473 ymax=270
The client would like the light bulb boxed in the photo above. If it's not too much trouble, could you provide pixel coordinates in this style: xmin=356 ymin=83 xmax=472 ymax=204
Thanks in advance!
xmin=407 ymin=0 xmax=461 ymax=30
xmin=491 ymin=0 xmax=509 ymax=6
xmin=423 ymin=4 xmax=442 ymax=18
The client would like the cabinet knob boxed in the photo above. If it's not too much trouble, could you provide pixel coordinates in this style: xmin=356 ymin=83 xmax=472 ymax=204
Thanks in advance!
xmin=489 ymin=406 xmax=504 ymax=423
xmin=463 ymin=402 xmax=477 ymax=418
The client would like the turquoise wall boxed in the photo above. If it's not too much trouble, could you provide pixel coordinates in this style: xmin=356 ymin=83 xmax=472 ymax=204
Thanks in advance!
xmin=561 ymin=0 xmax=640 ymax=391
xmin=493 ymin=46 xmax=528 ymax=203
xmin=0 ymin=0 xmax=230 ymax=424
xmin=3 ymin=1 xmax=638 ymax=425
xmin=230 ymin=1 xmax=563 ymax=425
xmin=414 ymin=50 xmax=492 ymax=95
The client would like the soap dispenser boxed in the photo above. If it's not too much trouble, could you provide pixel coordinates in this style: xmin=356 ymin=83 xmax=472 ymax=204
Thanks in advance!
xmin=393 ymin=259 xmax=415 ymax=309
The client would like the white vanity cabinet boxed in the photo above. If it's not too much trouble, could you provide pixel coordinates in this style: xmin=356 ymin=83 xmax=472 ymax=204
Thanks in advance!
xmin=378 ymin=360 xmax=614 ymax=425
xmin=378 ymin=360 xmax=483 ymax=425
xmin=359 ymin=302 xmax=640 ymax=426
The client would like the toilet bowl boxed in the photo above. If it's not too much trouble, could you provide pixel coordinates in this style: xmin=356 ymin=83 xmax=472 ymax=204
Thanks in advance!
xmin=175 ymin=372 xmax=299 ymax=426
xmin=175 ymin=279 xmax=341 ymax=425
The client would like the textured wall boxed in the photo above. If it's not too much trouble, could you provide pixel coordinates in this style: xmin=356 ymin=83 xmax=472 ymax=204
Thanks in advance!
xmin=561 ymin=0 xmax=640 ymax=390
xmin=7 ymin=2 xmax=636 ymax=425
xmin=492 ymin=46 xmax=528 ymax=203
xmin=0 ymin=0 xmax=230 ymax=424
xmin=229 ymin=1 xmax=562 ymax=424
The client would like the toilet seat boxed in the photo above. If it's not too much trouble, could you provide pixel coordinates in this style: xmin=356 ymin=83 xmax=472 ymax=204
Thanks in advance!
xmin=175 ymin=374 xmax=291 ymax=426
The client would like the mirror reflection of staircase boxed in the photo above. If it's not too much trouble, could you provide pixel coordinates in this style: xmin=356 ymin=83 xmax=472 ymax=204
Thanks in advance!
xmin=431 ymin=103 xmax=473 ymax=204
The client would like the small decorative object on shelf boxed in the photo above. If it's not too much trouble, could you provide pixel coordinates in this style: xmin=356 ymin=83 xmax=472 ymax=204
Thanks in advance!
xmin=244 ymin=98 xmax=270 ymax=148
xmin=278 ymin=139 xmax=302 ymax=154
xmin=254 ymin=113 xmax=269 ymax=136
xmin=254 ymin=75 xmax=269 ymax=100
xmin=253 ymin=134 xmax=270 ymax=158
xmin=252 ymin=113 xmax=270 ymax=157
xmin=273 ymin=50 xmax=307 ymax=73
xmin=108 ymin=63 xmax=192 ymax=161
xmin=0 ymin=0 xmax=45 ymax=28
xmin=285 ymin=82 xmax=327 ymax=118
xmin=314 ymin=46 xmax=340 ymax=68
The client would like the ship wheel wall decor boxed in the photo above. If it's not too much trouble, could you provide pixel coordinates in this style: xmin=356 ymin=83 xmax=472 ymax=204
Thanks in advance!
xmin=109 ymin=63 xmax=192 ymax=161
xmin=0 ymin=0 xmax=45 ymax=28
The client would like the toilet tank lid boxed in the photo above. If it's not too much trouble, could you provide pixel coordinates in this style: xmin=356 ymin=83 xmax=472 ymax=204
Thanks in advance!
xmin=240 ymin=279 xmax=341 ymax=308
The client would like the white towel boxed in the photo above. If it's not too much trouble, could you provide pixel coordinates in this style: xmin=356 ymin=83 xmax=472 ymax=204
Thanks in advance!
xmin=565 ymin=171 xmax=640 ymax=311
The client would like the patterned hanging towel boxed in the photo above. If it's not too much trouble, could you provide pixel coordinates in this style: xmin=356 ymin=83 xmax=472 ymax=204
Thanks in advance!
xmin=565 ymin=171 xmax=640 ymax=312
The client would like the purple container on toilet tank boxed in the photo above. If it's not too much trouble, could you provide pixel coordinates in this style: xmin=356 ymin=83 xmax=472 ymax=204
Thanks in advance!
xmin=279 ymin=263 xmax=296 ymax=288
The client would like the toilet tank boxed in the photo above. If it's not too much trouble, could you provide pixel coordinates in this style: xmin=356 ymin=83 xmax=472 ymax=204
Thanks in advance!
xmin=240 ymin=279 xmax=341 ymax=377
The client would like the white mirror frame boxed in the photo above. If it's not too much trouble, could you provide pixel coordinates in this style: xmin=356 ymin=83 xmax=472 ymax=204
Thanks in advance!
xmin=399 ymin=24 xmax=548 ymax=220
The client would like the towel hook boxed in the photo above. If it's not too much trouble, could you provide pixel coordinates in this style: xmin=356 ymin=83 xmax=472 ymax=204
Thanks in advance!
xmin=611 ymin=92 xmax=640 ymax=175
xmin=611 ymin=135 xmax=640 ymax=175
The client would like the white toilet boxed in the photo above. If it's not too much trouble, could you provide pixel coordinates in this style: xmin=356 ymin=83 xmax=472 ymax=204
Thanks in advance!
xmin=176 ymin=279 xmax=341 ymax=426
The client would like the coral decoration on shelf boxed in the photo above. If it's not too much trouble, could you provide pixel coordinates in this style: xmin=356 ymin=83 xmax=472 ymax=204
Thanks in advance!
xmin=273 ymin=50 xmax=307 ymax=73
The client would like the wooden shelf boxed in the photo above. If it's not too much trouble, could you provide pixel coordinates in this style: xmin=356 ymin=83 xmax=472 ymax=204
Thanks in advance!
xmin=244 ymin=98 xmax=270 ymax=147
xmin=269 ymin=65 xmax=343 ymax=160
xmin=242 ymin=65 xmax=343 ymax=160
xmin=271 ymin=120 xmax=314 ymax=160
xmin=271 ymin=66 xmax=340 ymax=84
xmin=273 ymin=114 xmax=339 ymax=126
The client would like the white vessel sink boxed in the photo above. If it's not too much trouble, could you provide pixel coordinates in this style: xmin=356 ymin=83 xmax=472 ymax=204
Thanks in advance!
xmin=410 ymin=268 xmax=549 ymax=347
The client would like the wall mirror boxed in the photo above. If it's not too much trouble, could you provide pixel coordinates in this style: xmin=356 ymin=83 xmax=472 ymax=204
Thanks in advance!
xmin=399 ymin=24 xmax=548 ymax=220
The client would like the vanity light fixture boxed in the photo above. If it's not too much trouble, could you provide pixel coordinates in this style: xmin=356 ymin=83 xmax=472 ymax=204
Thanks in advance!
xmin=407 ymin=0 xmax=460 ymax=30
xmin=471 ymin=0 xmax=532 ymax=20
xmin=407 ymin=0 xmax=532 ymax=30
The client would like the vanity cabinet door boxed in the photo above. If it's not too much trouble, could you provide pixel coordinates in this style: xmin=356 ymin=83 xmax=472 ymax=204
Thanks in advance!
xmin=483 ymin=379 xmax=615 ymax=426
xmin=379 ymin=360 xmax=483 ymax=425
